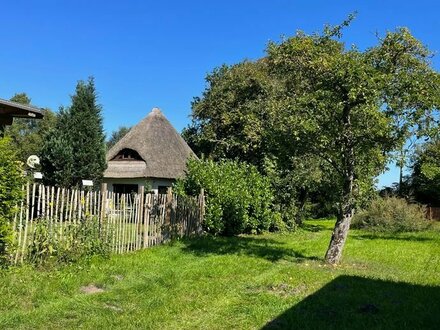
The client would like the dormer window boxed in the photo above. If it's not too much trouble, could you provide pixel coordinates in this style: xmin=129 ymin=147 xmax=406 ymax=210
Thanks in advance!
xmin=112 ymin=148 xmax=143 ymax=161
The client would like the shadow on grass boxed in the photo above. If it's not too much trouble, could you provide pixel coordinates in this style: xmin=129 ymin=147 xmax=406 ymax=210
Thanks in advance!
xmin=352 ymin=233 xmax=435 ymax=242
xmin=263 ymin=275 xmax=440 ymax=330
xmin=299 ymin=223 xmax=331 ymax=232
xmin=181 ymin=236 xmax=321 ymax=263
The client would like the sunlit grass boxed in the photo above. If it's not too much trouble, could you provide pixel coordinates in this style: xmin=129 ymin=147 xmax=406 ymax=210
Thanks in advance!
xmin=1 ymin=219 xmax=439 ymax=329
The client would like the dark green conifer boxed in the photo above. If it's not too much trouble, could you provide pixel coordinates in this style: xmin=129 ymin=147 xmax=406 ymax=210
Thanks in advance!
xmin=41 ymin=78 xmax=106 ymax=187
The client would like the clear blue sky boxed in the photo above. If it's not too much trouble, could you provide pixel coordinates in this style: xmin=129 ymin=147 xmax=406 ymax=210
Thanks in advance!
xmin=1 ymin=0 xmax=439 ymax=187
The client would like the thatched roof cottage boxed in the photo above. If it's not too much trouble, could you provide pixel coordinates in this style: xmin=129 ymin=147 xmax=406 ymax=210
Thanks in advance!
xmin=103 ymin=108 xmax=196 ymax=194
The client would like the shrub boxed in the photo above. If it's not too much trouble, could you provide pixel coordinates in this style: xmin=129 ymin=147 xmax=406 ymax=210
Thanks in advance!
xmin=0 ymin=138 xmax=25 ymax=265
xmin=352 ymin=197 xmax=430 ymax=233
xmin=175 ymin=159 xmax=279 ymax=236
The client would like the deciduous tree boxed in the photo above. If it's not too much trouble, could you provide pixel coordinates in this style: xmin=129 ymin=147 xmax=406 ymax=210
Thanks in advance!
xmin=5 ymin=93 xmax=56 ymax=162
xmin=267 ymin=20 xmax=439 ymax=263
xmin=187 ymin=17 xmax=440 ymax=263
xmin=410 ymin=139 xmax=440 ymax=206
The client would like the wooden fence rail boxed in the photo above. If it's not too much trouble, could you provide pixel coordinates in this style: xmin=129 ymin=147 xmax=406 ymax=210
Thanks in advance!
xmin=12 ymin=183 xmax=205 ymax=264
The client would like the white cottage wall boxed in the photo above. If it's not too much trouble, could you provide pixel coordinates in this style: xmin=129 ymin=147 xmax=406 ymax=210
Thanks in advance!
xmin=105 ymin=178 xmax=175 ymax=194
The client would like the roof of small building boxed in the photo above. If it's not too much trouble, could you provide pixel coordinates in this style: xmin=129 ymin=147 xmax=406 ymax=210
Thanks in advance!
xmin=104 ymin=108 xmax=196 ymax=180
xmin=104 ymin=160 xmax=147 ymax=178
xmin=0 ymin=98 xmax=44 ymax=119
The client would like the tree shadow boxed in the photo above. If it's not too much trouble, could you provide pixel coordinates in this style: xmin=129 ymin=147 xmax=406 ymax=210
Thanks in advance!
xmin=300 ymin=223 xmax=330 ymax=232
xmin=180 ymin=236 xmax=321 ymax=263
xmin=352 ymin=233 xmax=435 ymax=242
xmin=263 ymin=275 xmax=440 ymax=329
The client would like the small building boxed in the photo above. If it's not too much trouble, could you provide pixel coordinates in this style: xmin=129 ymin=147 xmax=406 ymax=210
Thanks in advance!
xmin=0 ymin=98 xmax=44 ymax=136
xmin=103 ymin=108 xmax=196 ymax=194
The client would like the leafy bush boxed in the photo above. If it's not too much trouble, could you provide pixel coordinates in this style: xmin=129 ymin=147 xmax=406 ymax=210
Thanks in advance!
xmin=175 ymin=159 xmax=279 ymax=236
xmin=0 ymin=138 xmax=25 ymax=265
xmin=27 ymin=217 xmax=111 ymax=265
xmin=352 ymin=197 xmax=430 ymax=232
xmin=0 ymin=216 xmax=14 ymax=266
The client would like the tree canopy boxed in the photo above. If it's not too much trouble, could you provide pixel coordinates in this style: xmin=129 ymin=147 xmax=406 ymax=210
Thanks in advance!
xmin=410 ymin=139 xmax=440 ymax=206
xmin=4 ymin=93 xmax=56 ymax=162
xmin=41 ymin=78 xmax=107 ymax=187
xmin=185 ymin=18 xmax=440 ymax=263
xmin=107 ymin=126 xmax=131 ymax=149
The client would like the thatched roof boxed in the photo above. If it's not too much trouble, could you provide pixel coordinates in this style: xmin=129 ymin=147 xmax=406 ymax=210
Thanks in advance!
xmin=104 ymin=108 xmax=196 ymax=179
xmin=104 ymin=161 xmax=147 ymax=178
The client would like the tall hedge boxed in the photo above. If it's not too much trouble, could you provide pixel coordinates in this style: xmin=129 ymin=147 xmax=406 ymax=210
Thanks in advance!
xmin=0 ymin=138 xmax=25 ymax=264
xmin=175 ymin=159 xmax=280 ymax=236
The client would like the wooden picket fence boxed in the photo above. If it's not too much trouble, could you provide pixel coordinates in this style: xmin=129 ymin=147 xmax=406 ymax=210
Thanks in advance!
xmin=12 ymin=183 xmax=205 ymax=264
xmin=427 ymin=207 xmax=440 ymax=221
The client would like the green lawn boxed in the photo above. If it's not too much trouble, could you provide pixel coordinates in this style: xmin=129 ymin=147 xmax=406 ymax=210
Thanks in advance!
xmin=1 ymin=220 xmax=440 ymax=329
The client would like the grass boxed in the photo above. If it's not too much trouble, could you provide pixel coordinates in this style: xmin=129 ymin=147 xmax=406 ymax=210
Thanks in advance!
xmin=1 ymin=219 xmax=439 ymax=329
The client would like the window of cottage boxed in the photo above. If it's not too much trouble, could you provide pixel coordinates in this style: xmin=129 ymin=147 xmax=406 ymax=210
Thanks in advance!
xmin=112 ymin=148 xmax=143 ymax=161
xmin=158 ymin=186 xmax=169 ymax=194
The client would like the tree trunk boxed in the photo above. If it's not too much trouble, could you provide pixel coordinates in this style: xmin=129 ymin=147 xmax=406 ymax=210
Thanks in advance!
xmin=325 ymin=195 xmax=354 ymax=264
xmin=325 ymin=103 xmax=355 ymax=264
xmin=398 ymin=148 xmax=404 ymax=197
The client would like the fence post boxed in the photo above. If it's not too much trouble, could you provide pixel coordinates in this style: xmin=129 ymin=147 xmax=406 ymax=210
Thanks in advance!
xmin=165 ymin=187 xmax=172 ymax=226
xmin=199 ymin=188 xmax=205 ymax=233
xmin=100 ymin=183 xmax=107 ymax=231
xmin=138 ymin=185 xmax=144 ymax=249
xmin=143 ymin=194 xmax=151 ymax=248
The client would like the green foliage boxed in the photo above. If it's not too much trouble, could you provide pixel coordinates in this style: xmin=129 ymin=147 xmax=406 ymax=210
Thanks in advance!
xmin=107 ymin=126 xmax=131 ymax=149
xmin=0 ymin=138 xmax=25 ymax=220
xmin=41 ymin=78 xmax=107 ymax=187
xmin=352 ymin=197 xmax=430 ymax=232
xmin=9 ymin=92 xmax=31 ymax=105
xmin=0 ymin=215 xmax=14 ymax=267
xmin=40 ymin=116 xmax=74 ymax=187
xmin=68 ymin=77 xmax=107 ymax=186
xmin=175 ymin=159 xmax=279 ymax=236
xmin=185 ymin=19 xmax=440 ymax=261
xmin=184 ymin=62 xmax=271 ymax=167
xmin=4 ymin=93 xmax=57 ymax=162
xmin=27 ymin=217 xmax=111 ymax=266
xmin=0 ymin=138 xmax=25 ymax=265
xmin=184 ymin=61 xmax=332 ymax=224
xmin=410 ymin=139 xmax=440 ymax=206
